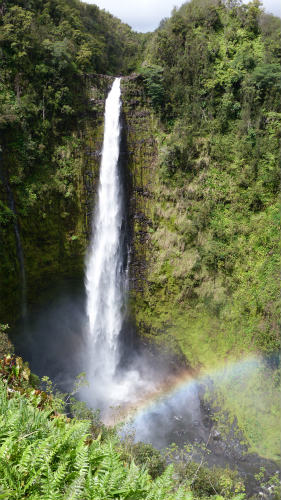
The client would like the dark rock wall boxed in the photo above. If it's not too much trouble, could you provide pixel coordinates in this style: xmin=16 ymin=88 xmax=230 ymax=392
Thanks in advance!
xmin=121 ymin=77 xmax=157 ymax=302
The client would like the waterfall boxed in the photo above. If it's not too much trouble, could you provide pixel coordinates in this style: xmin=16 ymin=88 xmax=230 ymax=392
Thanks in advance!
xmin=8 ymin=188 xmax=27 ymax=320
xmin=83 ymin=77 xmax=153 ymax=416
xmin=85 ymin=78 xmax=126 ymax=386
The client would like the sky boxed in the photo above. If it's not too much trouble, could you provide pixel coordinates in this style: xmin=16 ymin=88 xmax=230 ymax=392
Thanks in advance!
xmin=83 ymin=0 xmax=281 ymax=32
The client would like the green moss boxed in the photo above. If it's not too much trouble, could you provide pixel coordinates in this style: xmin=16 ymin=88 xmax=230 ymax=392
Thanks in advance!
xmin=0 ymin=78 xmax=107 ymax=323
xmin=0 ymin=325 xmax=14 ymax=359
xmin=121 ymin=66 xmax=280 ymax=461
xmin=208 ymin=361 xmax=281 ymax=462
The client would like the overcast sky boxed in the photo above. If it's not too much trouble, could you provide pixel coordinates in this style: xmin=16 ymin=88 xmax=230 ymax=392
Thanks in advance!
xmin=83 ymin=0 xmax=281 ymax=32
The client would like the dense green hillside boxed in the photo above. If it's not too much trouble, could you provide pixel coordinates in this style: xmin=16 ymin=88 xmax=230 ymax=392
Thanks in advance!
xmin=135 ymin=0 xmax=281 ymax=360
xmin=131 ymin=0 xmax=281 ymax=462
xmin=0 ymin=0 xmax=145 ymax=320
xmin=0 ymin=0 xmax=280 ymax=495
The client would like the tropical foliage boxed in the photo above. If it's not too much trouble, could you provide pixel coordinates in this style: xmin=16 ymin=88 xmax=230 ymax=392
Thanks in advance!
xmin=0 ymin=0 xmax=146 ymax=319
xmin=137 ymin=0 xmax=281 ymax=360
xmin=131 ymin=0 xmax=281 ymax=461
xmin=0 ymin=0 xmax=280 ymax=494
xmin=0 ymin=363 xmax=246 ymax=500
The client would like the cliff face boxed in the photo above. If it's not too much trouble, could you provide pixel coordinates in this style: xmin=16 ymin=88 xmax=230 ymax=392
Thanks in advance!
xmin=0 ymin=75 xmax=157 ymax=325
xmin=122 ymin=79 xmax=280 ymax=463
xmin=0 ymin=76 xmax=113 ymax=323
xmin=121 ymin=78 xmax=158 ymax=305
xmin=0 ymin=0 xmax=145 ymax=323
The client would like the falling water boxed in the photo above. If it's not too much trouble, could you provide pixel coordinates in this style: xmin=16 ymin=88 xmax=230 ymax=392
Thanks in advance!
xmin=7 ymin=185 xmax=27 ymax=320
xmin=85 ymin=78 xmax=126 ymax=389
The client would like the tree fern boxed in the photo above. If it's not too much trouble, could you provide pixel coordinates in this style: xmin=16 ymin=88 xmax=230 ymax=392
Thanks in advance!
xmin=0 ymin=435 xmax=15 ymax=460
xmin=65 ymin=474 xmax=87 ymax=500
xmin=145 ymin=465 xmax=175 ymax=500
xmin=73 ymin=437 xmax=89 ymax=476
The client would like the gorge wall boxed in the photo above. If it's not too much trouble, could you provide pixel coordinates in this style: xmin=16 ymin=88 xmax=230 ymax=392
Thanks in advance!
xmin=0 ymin=76 xmax=157 ymax=328
xmin=0 ymin=0 xmax=144 ymax=327
xmin=0 ymin=79 xmax=102 ymax=323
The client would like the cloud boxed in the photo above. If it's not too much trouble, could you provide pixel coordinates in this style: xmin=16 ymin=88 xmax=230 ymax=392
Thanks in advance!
xmin=84 ymin=0 xmax=281 ymax=32
xmin=260 ymin=0 xmax=281 ymax=17
xmin=84 ymin=0 xmax=187 ymax=32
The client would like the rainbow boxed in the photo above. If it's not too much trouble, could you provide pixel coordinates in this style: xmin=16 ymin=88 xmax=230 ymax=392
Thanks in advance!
xmin=106 ymin=354 xmax=261 ymax=426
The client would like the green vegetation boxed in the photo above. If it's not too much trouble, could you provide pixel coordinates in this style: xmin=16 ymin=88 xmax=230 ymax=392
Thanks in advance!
xmin=0 ymin=357 xmax=248 ymax=500
xmin=0 ymin=325 xmax=13 ymax=359
xmin=208 ymin=358 xmax=281 ymax=461
xmin=138 ymin=0 xmax=281 ymax=359
xmin=0 ymin=381 xmax=179 ymax=500
xmin=0 ymin=0 xmax=280 ymax=492
xmin=139 ymin=64 xmax=165 ymax=110
xmin=0 ymin=0 xmax=145 ymax=321
xmin=128 ymin=0 xmax=281 ymax=461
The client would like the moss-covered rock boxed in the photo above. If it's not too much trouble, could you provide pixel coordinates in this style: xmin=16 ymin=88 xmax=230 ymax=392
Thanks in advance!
xmin=0 ymin=325 xmax=14 ymax=359
xmin=121 ymin=77 xmax=157 ymax=298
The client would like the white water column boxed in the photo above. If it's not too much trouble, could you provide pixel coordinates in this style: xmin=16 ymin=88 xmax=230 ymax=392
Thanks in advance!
xmin=85 ymin=78 xmax=125 ymax=380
